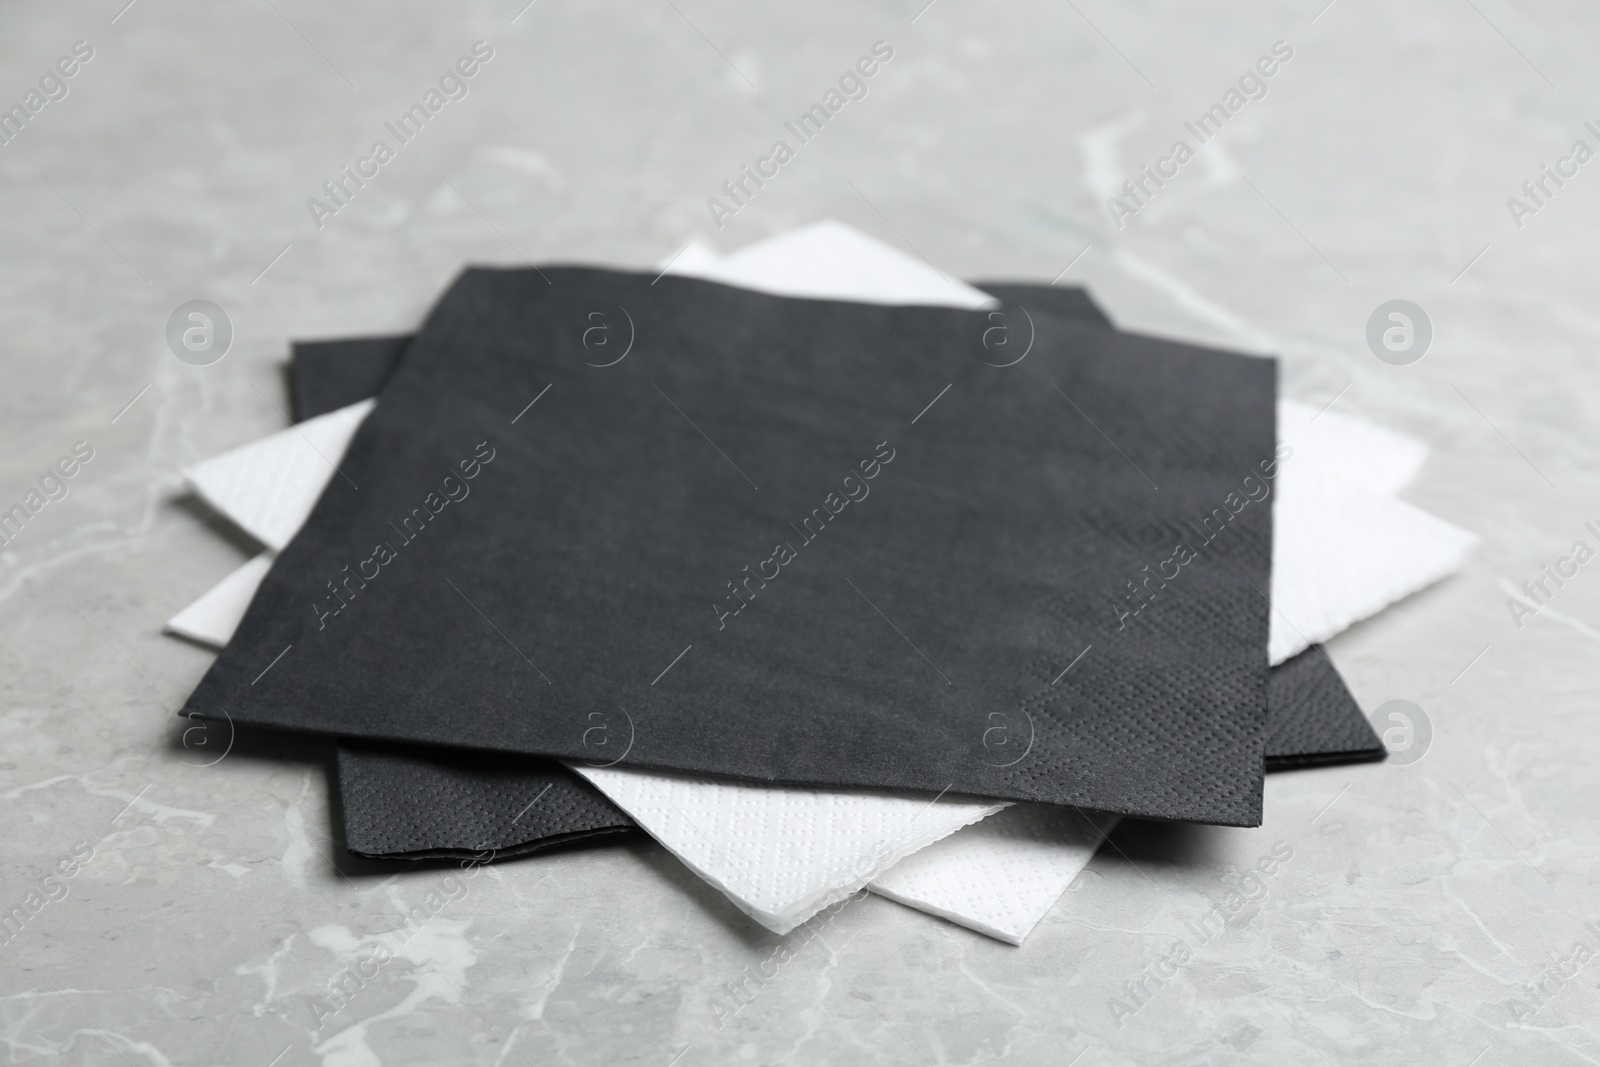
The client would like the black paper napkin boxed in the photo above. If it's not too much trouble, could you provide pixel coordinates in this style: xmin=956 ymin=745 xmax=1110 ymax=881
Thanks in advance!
xmin=290 ymin=280 xmax=1374 ymax=860
xmin=332 ymin=644 xmax=1374 ymax=861
xmin=1263 ymin=646 xmax=1384 ymax=769
xmin=182 ymin=266 xmax=1278 ymax=827
xmin=292 ymin=334 xmax=410 ymax=421
xmin=336 ymin=739 xmax=634 ymax=860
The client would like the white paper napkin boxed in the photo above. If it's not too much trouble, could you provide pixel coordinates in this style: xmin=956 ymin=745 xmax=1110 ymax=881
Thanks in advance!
xmin=184 ymin=399 xmax=375 ymax=552
xmin=677 ymin=219 xmax=997 ymax=310
xmin=1276 ymin=397 xmax=1428 ymax=497
xmin=868 ymin=804 xmax=1116 ymax=945
xmin=570 ymin=765 xmax=1004 ymax=934
xmin=164 ymin=551 xmax=275 ymax=646
xmin=1269 ymin=462 xmax=1477 ymax=664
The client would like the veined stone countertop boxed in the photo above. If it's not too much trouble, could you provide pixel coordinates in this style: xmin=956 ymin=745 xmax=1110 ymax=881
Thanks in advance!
xmin=2 ymin=1 xmax=1597 ymax=1064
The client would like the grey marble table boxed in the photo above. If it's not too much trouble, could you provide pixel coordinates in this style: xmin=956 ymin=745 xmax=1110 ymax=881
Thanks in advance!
xmin=3 ymin=1 xmax=1597 ymax=1063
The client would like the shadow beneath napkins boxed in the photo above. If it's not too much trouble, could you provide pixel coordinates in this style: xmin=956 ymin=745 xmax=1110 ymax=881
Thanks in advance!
xmin=162 ymin=719 xmax=401 ymax=878
xmin=1099 ymin=818 xmax=1236 ymax=873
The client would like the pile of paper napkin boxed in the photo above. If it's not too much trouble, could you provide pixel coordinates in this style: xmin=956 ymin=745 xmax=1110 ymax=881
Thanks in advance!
xmin=166 ymin=221 xmax=1475 ymax=945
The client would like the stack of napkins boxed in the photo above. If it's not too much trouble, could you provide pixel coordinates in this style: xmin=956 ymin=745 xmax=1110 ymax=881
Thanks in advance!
xmin=168 ymin=222 xmax=1475 ymax=944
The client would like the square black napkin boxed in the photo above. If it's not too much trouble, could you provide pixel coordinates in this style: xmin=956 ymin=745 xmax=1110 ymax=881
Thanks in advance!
xmin=292 ymin=280 xmax=1376 ymax=860
xmin=183 ymin=267 xmax=1278 ymax=826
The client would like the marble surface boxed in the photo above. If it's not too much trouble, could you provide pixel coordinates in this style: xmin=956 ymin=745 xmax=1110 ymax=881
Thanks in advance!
xmin=3 ymin=1 xmax=1598 ymax=1063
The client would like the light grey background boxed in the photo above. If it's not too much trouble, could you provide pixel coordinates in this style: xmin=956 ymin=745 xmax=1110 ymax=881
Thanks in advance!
xmin=2 ymin=1 xmax=1597 ymax=1064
